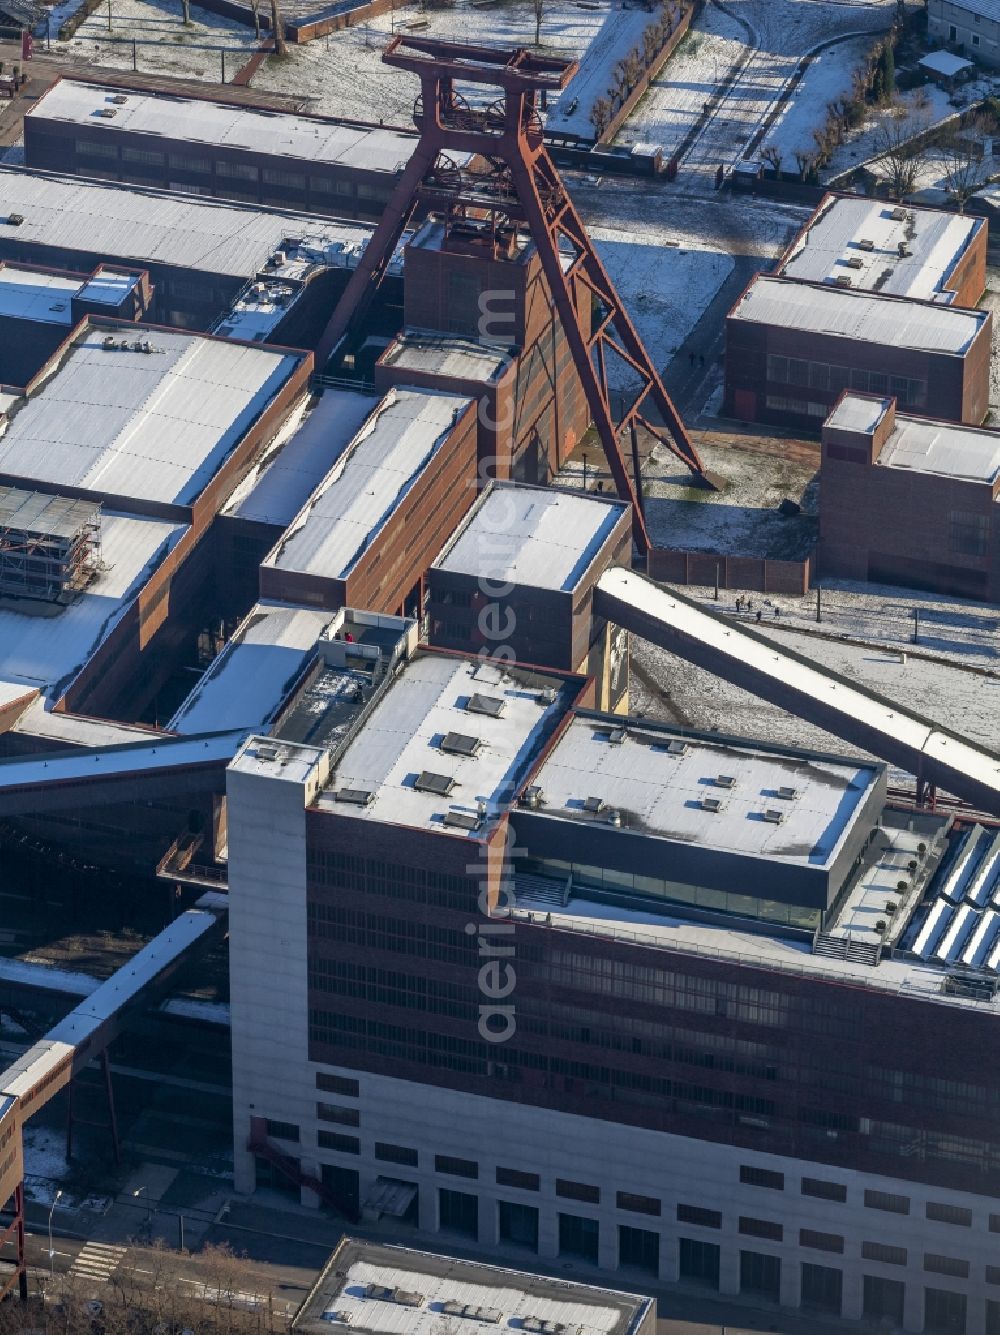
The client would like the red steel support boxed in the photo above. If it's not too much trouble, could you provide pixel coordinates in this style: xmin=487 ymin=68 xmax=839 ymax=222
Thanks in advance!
xmin=312 ymin=35 xmax=716 ymax=557
xmin=0 ymin=1183 xmax=28 ymax=1302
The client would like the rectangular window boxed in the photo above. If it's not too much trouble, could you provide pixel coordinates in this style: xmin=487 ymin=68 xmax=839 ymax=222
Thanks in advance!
xmin=316 ymin=1103 xmax=359 ymax=1126
xmin=766 ymin=353 xmax=788 ymax=382
xmin=496 ymin=1167 xmax=539 ymax=1191
xmin=169 ymin=152 xmax=211 ymax=172
xmin=121 ymin=146 xmax=164 ymax=166
xmin=862 ymin=1242 xmax=907 ymax=1266
xmin=616 ymin=1191 xmax=661 ymax=1217
xmin=317 ymin=1130 xmax=359 ymax=1154
xmin=216 ymin=160 xmax=258 ymax=181
xmin=802 ymin=1177 xmax=847 ymax=1203
xmin=262 ymin=167 xmax=306 ymax=189
xmin=800 ymin=1229 xmax=844 ymax=1254
xmin=864 ymin=1189 xmax=910 ymax=1215
xmin=924 ymin=1253 xmax=969 ymax=1278
xmin=991 ymin=1214 xmax=1000 ymax=1232
xmin=926 ymin=1202 xmax=972 ymax=1227
xmin=76 ymin=138 xmax=118 ymax=159
xmin=316 ymin=1072 xmax=359 ymax=1096
xmin=739 ymin=1216 xmax=782 ymax=1241
xmin=677 ymin=1204 xmax=722 ymax=1229
xmin=374 ymin=1142 xmax=418 ymax=1166
xmin=787 ymin=358 xmax=809 ymax=387
xmin=435 ymin=1154 xmax=478 ymax=1179
xmin=808 ymin=362 xmax=830 ymax=391
xmin=740 ymin=1166 xmax=784 ymax=1190
xmin=556 ymin=1179 xmax=600 ymax=1204
xmin=868 ymin=371 xmax=888 ymax=394
xmin=987 ymin=1266 xmax=1000 ymax=1286
xmin=264 ymin=1119 xmax=299 ymax=1142
xmin=949 ymin=511 xmax=989 ymax=557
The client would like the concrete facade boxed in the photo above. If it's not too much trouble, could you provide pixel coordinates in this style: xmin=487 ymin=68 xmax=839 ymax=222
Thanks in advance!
xmin=929 ymin=0 xmax=1000 ymax=68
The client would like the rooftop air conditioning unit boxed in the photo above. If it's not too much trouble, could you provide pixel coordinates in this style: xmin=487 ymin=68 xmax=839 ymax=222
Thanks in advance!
xmin=834 ymin=275 xmax=853 ymax=288
xmin=95 ymin=108 xmax=117 ymax=119
xmin=856 ymin=238 xmax=875 ymax=251
xmin=110 ymin=94 xmax=127 ymax=104
xmin=604 ymin=808 xmax=622 ymax=828
xmin=890 ymin=205 xmax=907 ymax=221
xmin=844 ymin=256 xmax=864 ymax=269
xmin=702 ymin=797 xmax=723 ymax=814
xmin=5 ymin=214 xmax=24 ymax=226
xmin=522 ymin=785 xmax=545 ymax=809
xmin=715 ymin=774 xmax=736 ymax=789
xmin=762 ymin=809 xmax=785 ymax=824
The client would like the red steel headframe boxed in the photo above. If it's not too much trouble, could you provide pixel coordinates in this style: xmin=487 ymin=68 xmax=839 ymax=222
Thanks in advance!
xmin=313 ymin=35 xmax=716 ymax=556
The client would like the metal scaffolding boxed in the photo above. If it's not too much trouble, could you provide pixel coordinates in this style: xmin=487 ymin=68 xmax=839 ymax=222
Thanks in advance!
xmin=0 ymin=487 xmax=102 ymax=604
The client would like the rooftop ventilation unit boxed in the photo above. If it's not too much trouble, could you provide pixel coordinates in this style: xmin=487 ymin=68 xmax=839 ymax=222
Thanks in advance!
xmin=538 ymin=687 xmax=557 ymax=706
xmin=897 ymin=242 xmax=910 ymax=258
xmin=889 ymin=206 xmax=907 ymax=221
xmin=440 ymin=731 xmax=481 ymax=758
xmin=607 ymin=726 xmax=626 ymax=745
xmin=466 ymin=692 xmax=505 ymax=718
xmin=604 ymin=807 xmax=622 ymax=827
xmin=776 ymin=785 xmax=798 ymax=800
xmin=414 ymin=770 xmax=456 ymax=796
xmin=440 ymin=1303 xmax=501 ymax=1324
xmin=834 ymin=275 xmax=853 ymax=289
xmin=4 ymin=214 xmax=23 ymax=227
xmin=584 ymin=795 xmax=604 ymax=814
xmin=665 ymin=740 xmax=688 ymax=756
xmin=255 ymin=742 xmax=280 ymax=762
xmin=523 ymin=1322 xmax=576 ymax=1335
xmin=95 ymin=108 xmax=118 ymax=119
xmin=364 ymin=1285 xmax=424 ymax=1307
xmin=856 ymin=238 xmax=875 ymax=251
xmin=102 ymin=334 xmax=116 ymax=350
xmin=701 ymin=797 xmax=723 ymax=814
xmin=844 ymin=256 xmax=864 ymax=270
xmin=110 ymin=94 xmax=128 ymax=105
xmin=715 ymin=775 xmax=736 ymax=789
xmin=762 ymin=809 xmax=784 ymax=824
xmin=443 ymin=810 xmax=482 ymax=831
xmin=335 ymin=787 xmax=374 ymax=807
xmin=521 ymin=785 xmax=545 ymax=809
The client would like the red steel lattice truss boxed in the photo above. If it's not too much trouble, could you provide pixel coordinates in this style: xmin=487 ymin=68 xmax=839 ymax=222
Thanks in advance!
xmin=314 ymin=36 xmax=715 ymax=556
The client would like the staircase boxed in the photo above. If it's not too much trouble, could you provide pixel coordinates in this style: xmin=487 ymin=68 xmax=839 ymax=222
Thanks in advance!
xmin=813 ymin=932 xmax=882 ymax=967
xmin=514 ymin=872 xmax=570 ymax=909
xmin=248 ymin=1132 xmax=358 ymax=1221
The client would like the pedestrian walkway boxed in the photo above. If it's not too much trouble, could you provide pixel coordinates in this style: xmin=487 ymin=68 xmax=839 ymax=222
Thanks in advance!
xmin=68 ymin=1241 xmax=127 ymax=1284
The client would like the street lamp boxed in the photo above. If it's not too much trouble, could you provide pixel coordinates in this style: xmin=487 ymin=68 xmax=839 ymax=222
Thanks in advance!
xmin=133 ymin=1186 xmax=152 ymax=1238
xmin=47 ymin=1189 xmax=62 ymax=1277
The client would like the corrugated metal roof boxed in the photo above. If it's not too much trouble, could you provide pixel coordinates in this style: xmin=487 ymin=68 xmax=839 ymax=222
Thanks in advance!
xmin=0 ymin=167 xmax=376 ymax=278
xmin=265 ymin=387 xmax=470 ymax=579
xmin=0 ymin=265 xmax=81 ymax=325
xmin=878 ymin=413 xmax=1000 ymax=483
xmin=0 ymin=327 xmax=300 ymax=507
xmin=825 ymin=393 xmax=892 ymax=435
xmin=30 ymin=81 xmax=437 ymax=174
xmin=383 ymin=328 xmax=510 ymax=382
xmin=732 ymin=275 xmax=986 ymax=353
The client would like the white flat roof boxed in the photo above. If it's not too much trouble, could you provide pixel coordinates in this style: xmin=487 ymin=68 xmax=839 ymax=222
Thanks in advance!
xmin=224 ymin=387 xmax=379 ymax=527
xmin=170 ymin=601 xmax=333 ymax=735
xmin=528 ymin=715 xmax=878 ymax=868
xmin=0 ymin=326 xmax=300 ymax=507
xmin=0 ymin=510 xmax=186 ymax=698
xmin=877 ymin=412 xmax=1000 ymax=484
xmin=824 ymin=393 xmax=892 ymax=435
xmin=920 ymin=49 xmax=974 ymax=77
xmin=780 ymin=197 xmax=981 ymax=302
xmin=315 ymin=653 xmax=570 ymax=835
xmin=325 ymin=1259 xmax=625 ymax=1335
xmin=382 ymin=328 xmax=510 ymax=382
xmin=435 ymin=483 xmax=628 ymax=593
xmin=264 ymin=387 xmax=470 ymax=580
xmin=31 ymin=80 xmax=426 ymax=175
xmin=731 ymin=275 xmax=986 ymax=355
xmin=77 ymin=269 xmax=143 ymax=306
xmin=0 ymin=265 xmax=80 ymax=325
xmin=0 ymin=167 xmax=377 ymax=278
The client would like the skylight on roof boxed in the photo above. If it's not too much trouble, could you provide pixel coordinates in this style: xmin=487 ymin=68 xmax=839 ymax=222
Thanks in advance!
xmin=414 ymin=771 xmax=456 ymax=796
xmin=335 ymin=787 xmax=373 ymax=807
xmin=443 ymin=810 xmax=482 ymax=831
xmin=440 ymin=731 xmax=481 ymax=757
xmin=466 ymin=693 xmax=505 ymax=718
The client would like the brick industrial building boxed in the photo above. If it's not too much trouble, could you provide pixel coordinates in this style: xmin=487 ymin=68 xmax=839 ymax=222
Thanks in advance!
xmin=724 ymin=196 xmax=991 ymax=432
xmin=820 ymin=391 xmax=1000 ymax=600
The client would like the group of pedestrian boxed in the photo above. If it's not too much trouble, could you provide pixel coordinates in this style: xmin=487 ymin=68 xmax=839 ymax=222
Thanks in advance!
xmin=734 ymin=595 xmax=781 ymax=623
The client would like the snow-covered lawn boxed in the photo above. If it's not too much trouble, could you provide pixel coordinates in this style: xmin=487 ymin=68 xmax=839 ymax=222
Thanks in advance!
xmin=762 ymin=35 xmax=876 ymax=165
xmin=252 ymin=0 xmax=607 ymax=122
xmin=547 ymin=4 xmax=659 ymax=140
xmin=590 ymin=224 xmax=734 ymax=387
xmin=820 ymin=82 xmax=977 ymax=183
xmin=54 ymin=0 xmax=258 ymax=80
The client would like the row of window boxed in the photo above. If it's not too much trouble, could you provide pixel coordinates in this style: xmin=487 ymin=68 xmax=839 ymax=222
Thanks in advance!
xmin=766 ymin=354 xmax=927 ymax=409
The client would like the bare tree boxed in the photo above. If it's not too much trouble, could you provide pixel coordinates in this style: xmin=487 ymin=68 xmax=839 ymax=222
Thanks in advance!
xmin=940 ymin=119 xmax=991 ymax=212
xmin=270 ymin=0 xmax=286 ymax=54
xmin=871 ymin=106 xmax=929 ymax=200
xmin=532 ymin=0 xmax=543 ymax=45
xmin=760 ymin=144 xmax=783 ymax=176
xmin=250 ymin=0 xmax=261 ymax=38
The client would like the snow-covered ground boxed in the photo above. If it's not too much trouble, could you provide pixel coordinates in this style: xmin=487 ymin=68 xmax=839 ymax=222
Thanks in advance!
xmin=820 ymin=81 xmax=979 ymax=184
xmin=251 ymin=0 xmax=607 ymax=122
xmin=590 ymin=225 xmax=733 ymax=387
xmin=54 ymin=0 xmax=258 ymax=81
xmin=761 ymin=35 xmax=875 ymax=166
xmin=616 ymin=0 xmax=896 ymax=185
xmin=547 ymin=4 xmax=662 ymax=140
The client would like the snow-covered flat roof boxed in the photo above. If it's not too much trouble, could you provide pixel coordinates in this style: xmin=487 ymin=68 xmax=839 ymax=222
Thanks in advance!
xmin=0 ymin=265 xmax=80 ymax=325
xmin=30 ymin=80 xmax=433 ymax=175
xmin=435 ymin=483 xmax=628 ymax=593
xmin=381 ymin=328 xmax=511 ymax=382
xmin=0 ymin=167 xmax=377 ymax=278
xmin=824 ymin=393 xmax=892 ymax=435
xmin=876 ymin=412 xmax=1000 ymax=484
xmin=170 ymin=602 xmax=334 ymax=735
xmin=780 ymin=197 xmax=981 ymax=302
xmin=77 ymin=269 xmax=144 ymax=307
xmin=528 ymin=715 xmax=879 ymax=868
xmin=314 ymin=653 xmax=573 ymax=835
xmin=224 ymin=388 xmax=379 ymax=528
xmin=0 ymin=510 xmax=186 ymax=698
xmin=263 ymin=387 xmax=471 ymax=580
xmin=731 ymin=275 xmax=986 ymax=354
xmin=0 ymin=326 xmax=300 ymax=508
